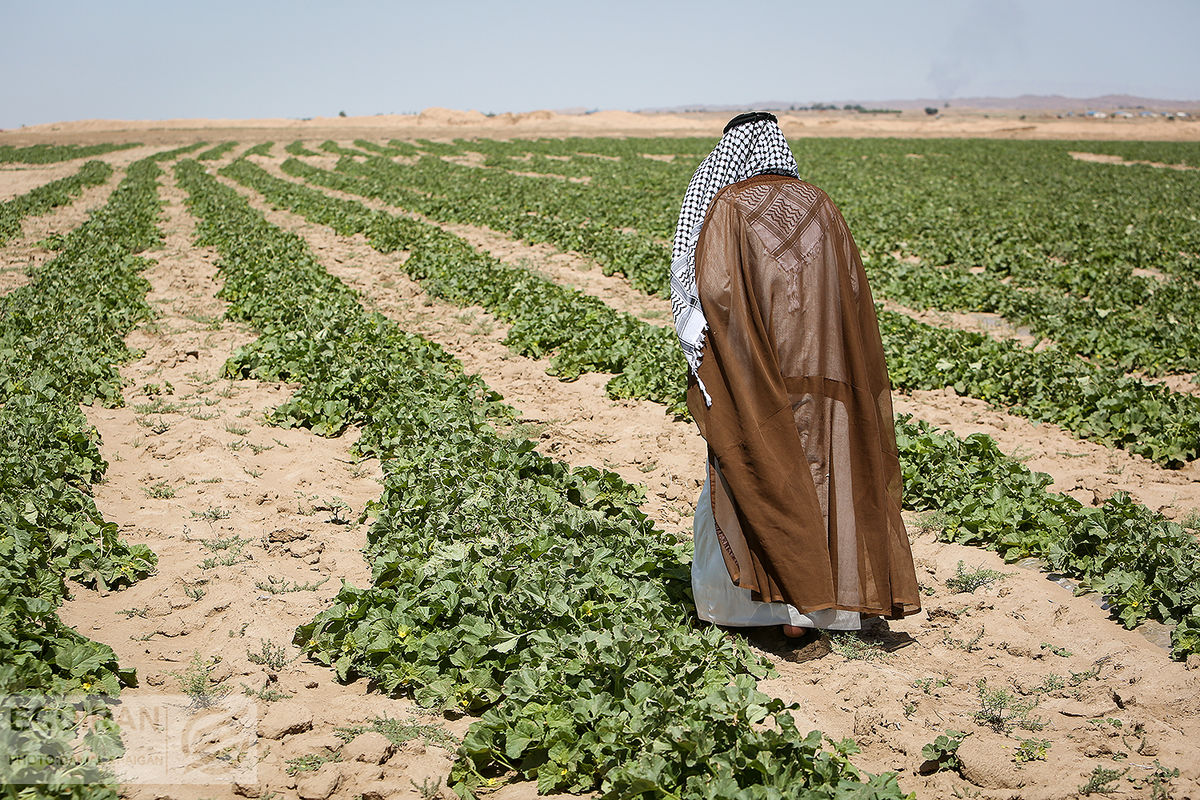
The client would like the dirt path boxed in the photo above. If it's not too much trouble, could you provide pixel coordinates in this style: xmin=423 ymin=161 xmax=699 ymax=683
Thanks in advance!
xmin=1069 ymin=151 xmax=1198 ymax=171
xmin=58 ymin=166 xmax=464 ymax=800
xmin=225 ymin=164 xmax=1200 ymax=799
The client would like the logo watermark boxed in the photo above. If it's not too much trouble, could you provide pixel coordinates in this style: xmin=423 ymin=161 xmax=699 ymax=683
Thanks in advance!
xmin=0 ymin=693 xmax=259 ymax=786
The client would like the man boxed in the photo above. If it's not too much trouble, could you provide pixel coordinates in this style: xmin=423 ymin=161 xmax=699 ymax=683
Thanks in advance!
xmin=673 ymin=112 xmax=921 ymax=638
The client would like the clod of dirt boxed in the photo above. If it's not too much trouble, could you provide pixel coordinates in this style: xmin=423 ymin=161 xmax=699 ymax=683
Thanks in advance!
xmin=258 ymin=701 xmax=314 ymax=739
xmin=296 ymin=763 xmax=343 ymax=800
xmin=343 ymin=731 xmax=396 ymax=764
xmin=233 ymin=780 xmax=260 ymax=797
xmin=268 ymin=527 xmax=307 ymax=543
xmin=956 ymin=734 xmax=1026 ymax=789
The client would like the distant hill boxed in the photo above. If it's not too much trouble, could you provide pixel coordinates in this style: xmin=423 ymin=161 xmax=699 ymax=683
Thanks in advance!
xmin=639 ymin=95 xmax=1200 ymax=113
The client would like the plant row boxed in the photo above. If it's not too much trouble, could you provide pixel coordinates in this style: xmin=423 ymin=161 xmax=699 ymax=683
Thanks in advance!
xmin=277 ymin=157 xmax=1200 ymax=468
xmin=196 ymin=141 xmax=238 ymax=161
xmin=0 ymin=159 xmax=112 ymax=245
xmin=238 ymin=156 xmax=1200 ymax=655
xmin=0 ymin=142 xmax=140 ymax=164
xmin=255 ymin=155 xmax=1200 ymax=657
xmin=318 ymin=139 xmax=1200 ymax=378
xmin=0 ymin=146 xmax=201 ymax=792
xmin=177 ymin=156 xmax=907 ymax=799
xmin=222 ymin=157 xmax=686 ymax=412
xmin=865 ymin=254 xmax=1200 ymax=378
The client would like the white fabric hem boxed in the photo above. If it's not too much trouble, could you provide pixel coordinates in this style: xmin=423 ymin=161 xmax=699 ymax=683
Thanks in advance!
xmin=691 ymin=474 xmax=861 ymax=631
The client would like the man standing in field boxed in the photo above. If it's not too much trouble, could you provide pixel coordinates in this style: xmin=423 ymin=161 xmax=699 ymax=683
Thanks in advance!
xmin=673 ymin=112 xmax=921 ymax=637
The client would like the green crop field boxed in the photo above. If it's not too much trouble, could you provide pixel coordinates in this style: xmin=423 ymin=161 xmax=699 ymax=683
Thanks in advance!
xmin=1 ymin=135 xmax=1197 ymax=799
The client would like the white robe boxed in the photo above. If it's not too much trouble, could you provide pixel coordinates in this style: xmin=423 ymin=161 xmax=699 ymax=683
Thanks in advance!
xmin=691 ymin=475 xmax=862 ymax=630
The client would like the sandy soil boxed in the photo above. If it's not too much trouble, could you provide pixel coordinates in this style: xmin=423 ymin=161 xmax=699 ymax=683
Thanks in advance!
xmin=6 ymin=130 xmax=1199 ymax=799
xmin=215 ymin=156 xmax=1200 ymax=798
xmin=1069 ymin=151 xmax=1198 ymax=170
xmin=4 ymin=106 xmax=1199 ymax=147
xmin=58 ymin=161 xmax=471 ymax=800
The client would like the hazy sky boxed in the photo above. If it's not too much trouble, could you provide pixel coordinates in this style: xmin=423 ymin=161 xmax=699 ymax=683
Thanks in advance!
xmin=2 ymin=0 xmax=1197 ymax=128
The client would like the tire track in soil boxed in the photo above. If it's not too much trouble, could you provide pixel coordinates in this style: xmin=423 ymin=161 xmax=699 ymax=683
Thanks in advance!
xmin=251 ymin=153 xmax=1200 ymax=527
xmin=227 ymin=168 xmax=1200 ymax=800
xmin=57 ymin=166 xmax=465 ymax=800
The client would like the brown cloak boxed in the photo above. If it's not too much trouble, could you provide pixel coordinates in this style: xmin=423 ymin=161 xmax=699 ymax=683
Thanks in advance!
xmin=687 ymin=173 xmax=920 ymax=619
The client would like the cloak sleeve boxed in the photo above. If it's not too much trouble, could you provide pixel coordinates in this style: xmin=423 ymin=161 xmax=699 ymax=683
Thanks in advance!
xmin=688 ymin=177 xmax=920 ymax=618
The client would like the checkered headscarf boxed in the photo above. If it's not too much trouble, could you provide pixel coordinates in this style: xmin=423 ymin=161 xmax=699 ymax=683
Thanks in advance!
xmin=671 ymin=116 xmax=798 ymax=406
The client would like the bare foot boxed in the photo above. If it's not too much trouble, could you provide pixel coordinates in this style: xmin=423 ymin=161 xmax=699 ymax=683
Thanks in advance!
xmin=782 ymin=624 xmax=809 ymax=638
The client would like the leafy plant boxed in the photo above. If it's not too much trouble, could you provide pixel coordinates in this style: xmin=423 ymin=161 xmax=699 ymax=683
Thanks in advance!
xmin=920 ymin=730 xmax=967 ymax=774
xmin=1078 ymin=765 xmax=1129 ymax=795
xmin=1014 ymin=738 xmax=1049 ymax=763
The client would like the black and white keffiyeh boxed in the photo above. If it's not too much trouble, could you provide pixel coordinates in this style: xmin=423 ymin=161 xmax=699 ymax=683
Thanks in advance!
xmin=671 ymin=116 xmax=799 ymax=406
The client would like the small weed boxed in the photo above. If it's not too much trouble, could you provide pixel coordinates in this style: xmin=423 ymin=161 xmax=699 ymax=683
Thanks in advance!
xmin=191 ymin=506 xmax=231 ymax=522
xmin=198 ymin=535 xmax=250 ymax=569
xmin=134 ymin=398 xmax=181 ymax=415
xmin=469 ymin=318 xmax=495 ymax=337
xmin=227 ymin=439 xmax=248 ymax=452
xmin=914 ymin=509 xmax=950 ymax=537
xmin=1180 ymin=509 xmax=1200 ymax=531
xmin=321 ymin=497 xmax=351 ymax=525
xmin=184 ymin=583 xmax=206 ymax=602
xmin=202 ymin=534 xmax=250 ymax=552
xmin=943 ymin=626 xmax=986 ymax=652
xmin=1070 ymin=662 xmax=1104 ymax=685
xmin=185 ymin=312 xmax=223 ymax=330
xmin=244 ymin=467 xmax=264 ymax=478
xmin=200 ymin=552 xmax=247 ymax=570
xmin=138 ymin=417 xmax=172 ymax=435
xmin=828 ymin=633 xmax=889 ymax=662
xmin=246 ymin=639 xmax=292 ymax=671
xmin=1033 ymin=673 xmax=1066 ymax=693
xmin=118 ymin=606 xmax=150 ymax=619
xmin=228 ymin=622 xmax=250 ymax=638
xmin=171 ymin=651 xmax=226 ymax=709
xmin=913 ymin=676 xmax=950 ymax=694
xmin=225 ymin=423 xmax=250 ymax=436
xmin=973 ymin=679 xmax=1044 ymax=733
xmin=1041 ymin=642 xmax=1073 ymax=658
xmin=143 ymin=480 xmax=176 ymax=499
xmin=335 ymin=715 xmax=458 ymax=749
xmin=241 ymin=683 xmax=293 ymax=702
xmin=1148 ymin=761 xmax=1180 ymax=800
xmin=255 ymin=576 xmax=329 ymax=594
xmin=284 ymin=752 xmax=340 ymax=776
xmin=410 ymin=777 xmax=445 ymax=800
xmin=1078 ymin=765 xmax=1129 ymax=795
xmin=248 ymin=442 xmax=274 ymax=455
xmin=946 ymin=561 xmax=1008 ymax=593
xmin=1014 ymin=738 xmax=1049 ymax=763
xmin=191 ymin=410 xmax=218 ymax=420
